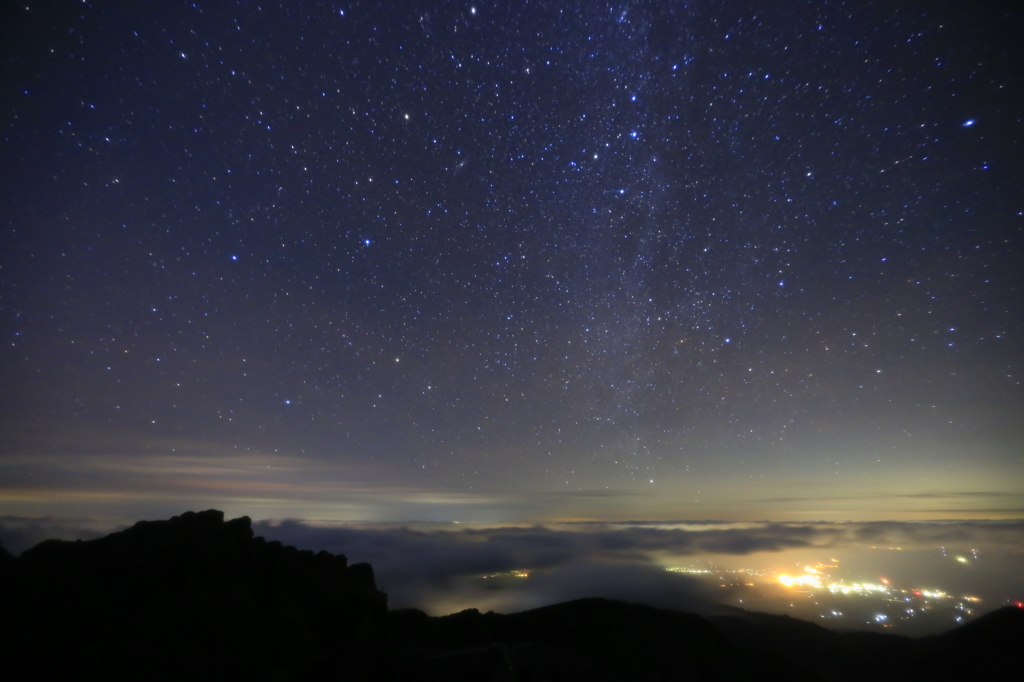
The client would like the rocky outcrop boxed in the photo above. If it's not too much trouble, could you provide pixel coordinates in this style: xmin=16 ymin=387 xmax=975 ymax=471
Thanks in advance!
xmin=2 ymin=510 xmax=386 ymax=679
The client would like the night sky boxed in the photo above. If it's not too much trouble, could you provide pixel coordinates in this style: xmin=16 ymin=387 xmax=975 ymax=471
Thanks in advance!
xmin=2 ymin=0 xmax=1022 ymax=527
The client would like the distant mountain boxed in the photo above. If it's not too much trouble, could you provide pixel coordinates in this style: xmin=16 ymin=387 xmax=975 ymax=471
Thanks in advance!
xmin=2 ymin=511 xmax=1020 ymax=681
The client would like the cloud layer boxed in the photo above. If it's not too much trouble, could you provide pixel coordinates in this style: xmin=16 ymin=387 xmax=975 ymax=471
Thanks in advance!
xmin=248 ymin=519 xmax=1024 ymax=615
xmin=4 ymin=514 xmax=1021 ymax=621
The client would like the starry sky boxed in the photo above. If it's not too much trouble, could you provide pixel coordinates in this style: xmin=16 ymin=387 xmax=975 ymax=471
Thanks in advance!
xmin=1 ymin=0 xmax=1022 ymax=526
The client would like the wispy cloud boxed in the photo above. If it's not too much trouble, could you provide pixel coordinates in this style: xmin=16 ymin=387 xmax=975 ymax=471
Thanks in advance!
xmin=759 ymin=491 xmax=1018 ymax=502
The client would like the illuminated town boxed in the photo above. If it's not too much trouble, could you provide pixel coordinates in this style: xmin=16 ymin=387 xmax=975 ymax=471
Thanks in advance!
xmin=666 ymin=550 xmax=989 ymax=635
xmin=453 ymin=545 xmax=1019 ymax=637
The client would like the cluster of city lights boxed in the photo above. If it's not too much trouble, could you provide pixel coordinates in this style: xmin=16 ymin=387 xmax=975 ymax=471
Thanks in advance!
xmin=664 ymin=555 xmax=992 ymax=632
xmin=775 ymin=562 xmax=950 ymax=599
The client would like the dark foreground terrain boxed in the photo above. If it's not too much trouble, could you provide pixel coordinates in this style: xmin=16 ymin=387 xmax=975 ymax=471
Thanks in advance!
xmin=1 ymin=511 xmax=1020 ymax=680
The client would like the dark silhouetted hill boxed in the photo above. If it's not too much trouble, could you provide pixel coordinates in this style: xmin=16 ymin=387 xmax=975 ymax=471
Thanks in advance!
xmin=710 ymin=608 xmax=917 ymax=681
xmin=351 ymin=598 xmax=807 ymax=680
xmin=2 ymin=510 xmax=1020 ymax=681
xmin=2 ymin=510 xmax=386 ymax=680
xmin=910 ymin=605 xmax=1024 ymax=679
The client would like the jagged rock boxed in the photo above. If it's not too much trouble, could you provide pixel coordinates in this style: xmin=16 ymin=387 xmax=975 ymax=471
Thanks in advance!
xmin=2 ymin=510 xmax=387 ymax=680
xmin=0 ymin=539 xmax=15 ymax=583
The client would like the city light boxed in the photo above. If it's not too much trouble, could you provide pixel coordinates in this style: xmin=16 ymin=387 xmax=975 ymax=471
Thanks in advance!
xmin=662 ymin=552 xmax=993 ymax=635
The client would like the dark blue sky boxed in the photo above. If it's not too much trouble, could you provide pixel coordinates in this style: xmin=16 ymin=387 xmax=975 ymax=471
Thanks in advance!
xmin=1 ymin=0 xmax=1022 ymax=523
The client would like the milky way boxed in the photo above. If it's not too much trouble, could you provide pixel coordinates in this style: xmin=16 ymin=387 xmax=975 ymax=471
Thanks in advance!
xmin=1 ymin=1 xmax=1022 ymax=523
